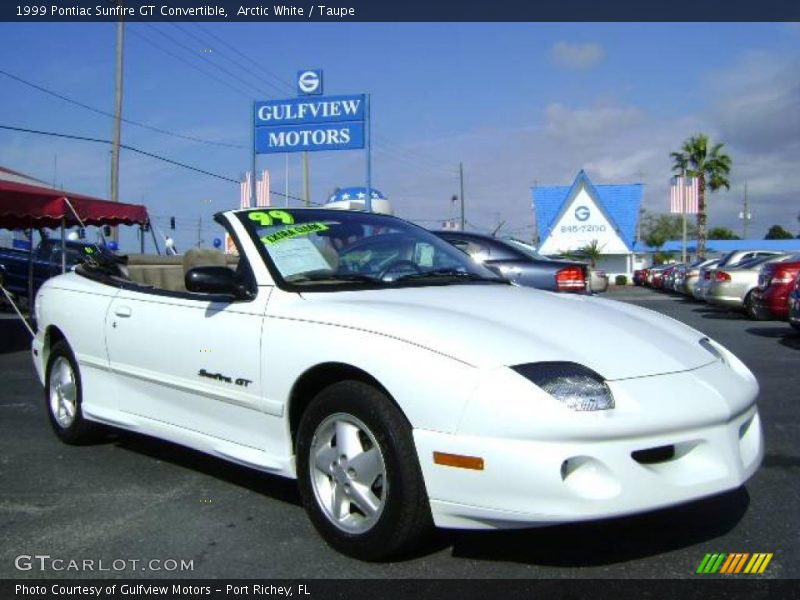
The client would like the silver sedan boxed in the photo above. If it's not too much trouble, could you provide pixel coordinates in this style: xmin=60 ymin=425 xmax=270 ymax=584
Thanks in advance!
xmin=706 ymin=253 xmax=797 ymax=313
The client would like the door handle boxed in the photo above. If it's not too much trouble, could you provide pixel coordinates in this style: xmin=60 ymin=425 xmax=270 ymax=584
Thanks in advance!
xmin=114 ymin=306 xmax=132 ymax=318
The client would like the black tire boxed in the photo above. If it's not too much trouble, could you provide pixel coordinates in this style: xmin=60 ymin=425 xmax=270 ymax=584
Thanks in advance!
xmin=45 ymin=340 xmax=100 ymax=444
xmin=296 ymin=380 xmax=433 ymax=561
xmin=743 ymin=290 xmax=760 ymax=320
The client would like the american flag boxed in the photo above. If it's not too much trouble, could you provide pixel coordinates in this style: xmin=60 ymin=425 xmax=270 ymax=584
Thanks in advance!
xmin=240 ymin=172 xmax=252 ymax=209
xmin=256 ymin=169 xmax=271 ymax=207
xmin=670 ymin=176 xmax=699 ymax=214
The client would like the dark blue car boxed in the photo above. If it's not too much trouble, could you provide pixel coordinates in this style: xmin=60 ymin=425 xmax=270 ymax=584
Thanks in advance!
xmin=433 ymin=231 xmax=588 ymax=293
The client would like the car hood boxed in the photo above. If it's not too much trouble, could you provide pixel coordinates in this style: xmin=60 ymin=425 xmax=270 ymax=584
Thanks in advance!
xmin=283 ymin=285 xmax=715 ymax=380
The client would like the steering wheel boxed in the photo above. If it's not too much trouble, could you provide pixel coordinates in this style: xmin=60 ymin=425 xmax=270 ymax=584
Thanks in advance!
xmin=378 ymin=259 xmax=421 ymax=281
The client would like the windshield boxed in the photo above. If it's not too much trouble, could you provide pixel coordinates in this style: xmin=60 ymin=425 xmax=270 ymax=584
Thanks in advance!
xmin=237 ymin=208 xmax=504 ymax=290
xmin=504 ymin=238 xmax=548 ymax=261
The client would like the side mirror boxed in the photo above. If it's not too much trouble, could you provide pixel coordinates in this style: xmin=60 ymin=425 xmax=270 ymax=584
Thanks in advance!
xmin=185 ymin=266 xmax=249 ymax=299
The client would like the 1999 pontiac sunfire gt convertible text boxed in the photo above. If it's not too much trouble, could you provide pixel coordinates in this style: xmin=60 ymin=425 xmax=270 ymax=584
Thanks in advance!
xmin=32 ymin=208 xmax=763 ymax=560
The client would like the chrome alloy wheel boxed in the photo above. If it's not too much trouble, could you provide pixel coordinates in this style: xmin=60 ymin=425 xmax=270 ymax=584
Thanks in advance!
xmin=309 ymin=413 xmax=387 ymax=534
xmin=49 ymin=356 xmax=77 ymax=429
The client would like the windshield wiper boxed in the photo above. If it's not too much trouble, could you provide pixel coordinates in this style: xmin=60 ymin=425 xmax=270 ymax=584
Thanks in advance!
xmin=287 ymin=273 xmax=384 ymax=285
xmin=391 ymin=268 xmax=506 ymax=284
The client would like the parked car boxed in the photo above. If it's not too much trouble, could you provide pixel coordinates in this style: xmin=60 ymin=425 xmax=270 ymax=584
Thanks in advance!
xmin=0 ymin=238 xmax=100 ymax=304
xmin=662 ymin=264 xmax=684 ymax=293
xmin=432 ymin=231 xmax=588 ymax=293
xmin=633 ymin=268 xmax=649 ymax=286
xmin=788 ymin=277 xmax=800 ymax=331
xmin=750 ymin=259 xmax=800 ymax=320
xmin=670 ymin=264 xmax=685 ymax=293
xmin=717 ymin=249 xmax=784 ymax=270
xmin=707 ymin=254 xmax=796 ymax=314
xmin=692 ymin=260 xmax=722 ymax=301
xmin=682 ymin=258 xmax=718 ymax=297
xmin=588 ymin=268 xmax=609 ymax=293
xmin=696 ymin=250 xmax=784 ymax=302
xmin=33 ymin=207 xmax=763 ymax=560
xmin=648 ymin=265 xmax=669 ymax=289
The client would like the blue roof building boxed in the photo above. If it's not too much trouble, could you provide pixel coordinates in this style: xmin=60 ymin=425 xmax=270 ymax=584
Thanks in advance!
xmin=532 ymin=170 xmax=644 ymax=276
xmin=632 ymin=238 xmax=800 ymax=254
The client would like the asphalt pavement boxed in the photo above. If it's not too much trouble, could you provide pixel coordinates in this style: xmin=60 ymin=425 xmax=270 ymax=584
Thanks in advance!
xmin=1 ymin=286 xmax=798 ymax=579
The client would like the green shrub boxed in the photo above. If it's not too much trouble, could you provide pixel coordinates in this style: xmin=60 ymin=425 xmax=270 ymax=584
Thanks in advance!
xmin=614 ymin=275 xmax=628 ymax=286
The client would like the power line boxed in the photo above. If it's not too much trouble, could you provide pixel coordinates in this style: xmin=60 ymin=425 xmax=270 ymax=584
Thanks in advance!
xmin=0 ymin=123 xmax=238 ymax=182
xmin=175 ymin=27 xmax=458 ymax=174
xmin=0 ymin=68 xmax=246 ymax=149
xmin=192 ymin=23 xmax=295 ymax=95
xmin=171 ymin=23 xmax=290 ymax=97
xmin=0 ymin=124 xmax=312 ymax=204
xmin=140 ymin=23 xmax=269 ymax=98
xmin=126 ymin=27 xmax=254 ymax=99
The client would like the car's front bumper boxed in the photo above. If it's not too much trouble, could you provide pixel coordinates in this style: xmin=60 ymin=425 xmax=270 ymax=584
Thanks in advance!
xmin=415 ymin=406 xmax=761 ymax=529
xmin=414 ymin=360 xmax=762 ymax=529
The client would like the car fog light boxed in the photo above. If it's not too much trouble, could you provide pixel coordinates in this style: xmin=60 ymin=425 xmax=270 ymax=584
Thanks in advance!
xmin=512 ymin=362 xmax=615 ymax=411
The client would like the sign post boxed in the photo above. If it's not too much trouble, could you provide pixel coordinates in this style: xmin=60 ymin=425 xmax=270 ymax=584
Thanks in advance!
xmin=365 ymin=93 xmax=372 ymax=213
xmin=251 ymin=102 xmax=257 ymax=207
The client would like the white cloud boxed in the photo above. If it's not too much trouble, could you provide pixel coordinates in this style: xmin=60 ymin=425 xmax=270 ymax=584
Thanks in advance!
xmin=551 ymin=41 xmax=606 ymax=70
xmin=544 ymin=103 xmax=644 ymax=141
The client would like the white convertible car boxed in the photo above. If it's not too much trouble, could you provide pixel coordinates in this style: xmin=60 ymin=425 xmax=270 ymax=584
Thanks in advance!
xmin=32 ymin=208 xmax=763 ymax=560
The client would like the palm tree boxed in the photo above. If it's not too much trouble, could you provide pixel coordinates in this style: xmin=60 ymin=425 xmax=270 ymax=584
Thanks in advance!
xmin=670 ymin=134 xmax=732 ymax=257
xmin=579 ymin=239 xmax=604 ymax=268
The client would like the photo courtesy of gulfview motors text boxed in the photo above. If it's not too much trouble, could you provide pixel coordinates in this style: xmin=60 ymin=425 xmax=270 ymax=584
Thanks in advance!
xmin=15 ymin=584 xmax=309 ymax=596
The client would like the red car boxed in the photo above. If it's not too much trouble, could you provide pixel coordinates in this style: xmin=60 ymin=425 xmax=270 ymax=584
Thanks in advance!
xmin=633 ymin=268 xmax=649 ymax=286
xmin=751 ymin=259 xmax=800 ymax=320
xmin=789 ymin=277 xmax=800 ymax=331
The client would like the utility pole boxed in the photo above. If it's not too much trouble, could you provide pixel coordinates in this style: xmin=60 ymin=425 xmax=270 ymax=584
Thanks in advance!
xmin=197 ymin=216 xmax=203 ymax=247
xmin=110 ymin=1 xmax=125 ymax=243
xmin=459 ymin=162 xmax=465 ymax=231
xmin=302 ymin=151 xmax=310 ymax=206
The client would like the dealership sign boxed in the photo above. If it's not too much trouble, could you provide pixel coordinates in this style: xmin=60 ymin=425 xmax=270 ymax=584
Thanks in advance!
xmin=254 ymin=94 xmax=366 ymax=154
xmin=297 ymin=69 xmax=323 ymax=95
xmin=538 ymin=186 xmax=629 ymax=255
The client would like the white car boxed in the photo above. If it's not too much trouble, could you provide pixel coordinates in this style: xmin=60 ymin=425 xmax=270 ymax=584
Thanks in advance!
xmin=32 ymin=208 xmax=763 ymax=560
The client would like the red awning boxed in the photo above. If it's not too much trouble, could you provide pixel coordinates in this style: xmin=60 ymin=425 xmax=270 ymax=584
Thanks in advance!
xmin=0 ymin=178 xmax=149 ymax=230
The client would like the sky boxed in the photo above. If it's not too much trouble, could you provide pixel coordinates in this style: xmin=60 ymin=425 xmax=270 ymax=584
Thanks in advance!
xmin=0 ymin=22 xmax=798 ymax=251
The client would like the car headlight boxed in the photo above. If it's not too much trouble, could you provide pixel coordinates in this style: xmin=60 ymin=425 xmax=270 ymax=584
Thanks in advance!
xmin=511 ymin=362 xmax=615 ymax=411
xmin=699 ymin=337 xmax=727 ymax=365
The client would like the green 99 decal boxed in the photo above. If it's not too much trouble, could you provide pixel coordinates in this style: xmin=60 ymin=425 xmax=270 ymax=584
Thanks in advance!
xmin=248 ymin=210 xmax=295 ymax=227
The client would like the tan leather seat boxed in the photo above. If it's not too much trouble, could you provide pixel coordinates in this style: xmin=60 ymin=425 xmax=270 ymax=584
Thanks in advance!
xmin=182 ymin=247 xmax=227 ymax=276
xmin=124 ymin=250 xmax=238 ymax=293
xmin=125 ymin=254 xmax=186 ymax=292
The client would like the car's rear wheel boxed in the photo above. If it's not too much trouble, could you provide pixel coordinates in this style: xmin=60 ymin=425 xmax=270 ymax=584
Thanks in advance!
xmin=45 ymin=340 xmax=99 ymax=444
xmin=296 ymin=380 xmax=433 ymax=560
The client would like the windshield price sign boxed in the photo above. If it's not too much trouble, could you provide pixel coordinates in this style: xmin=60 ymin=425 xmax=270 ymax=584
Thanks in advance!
xmin=254 ymin=94 xmax=365 ymax=154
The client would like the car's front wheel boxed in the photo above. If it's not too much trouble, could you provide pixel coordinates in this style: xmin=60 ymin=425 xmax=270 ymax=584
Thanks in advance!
xmin=45 ymin=340 xmax=100 ymax=444
xmin=743 ymin=290 xmax=760 ymax=320
xmin=296 ymin=380 xmax=433 ymax=560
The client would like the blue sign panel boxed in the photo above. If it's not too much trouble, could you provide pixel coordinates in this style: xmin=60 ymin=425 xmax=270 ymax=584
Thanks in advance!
xmin=255 ymin=122 xmax=364 ymax=154
xmin=254 ymin=95 xmax=365 ymax=127
xmin=254 ymin=94 xmax=366 ymax=155
xmin=297 ymin=69 xmax=323 ymax=95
